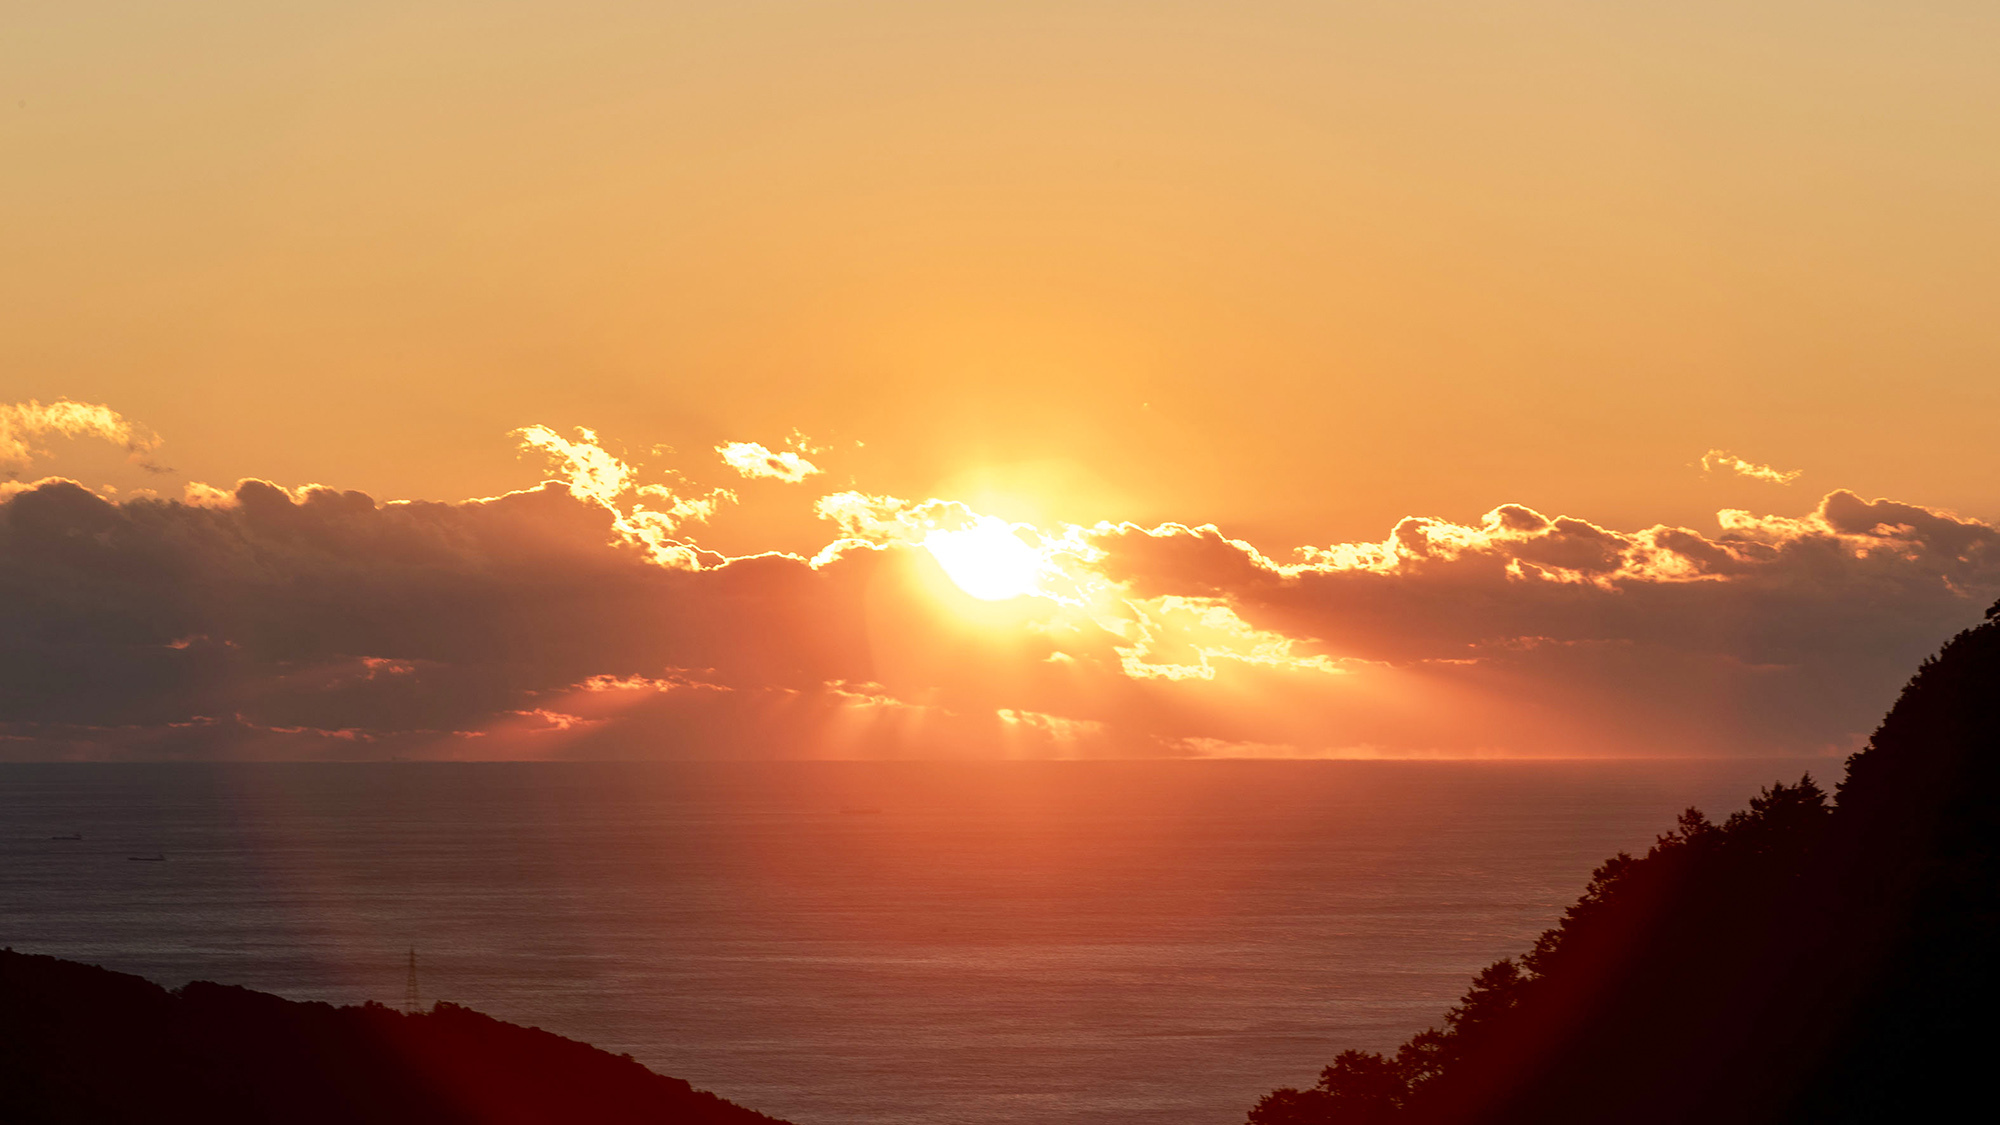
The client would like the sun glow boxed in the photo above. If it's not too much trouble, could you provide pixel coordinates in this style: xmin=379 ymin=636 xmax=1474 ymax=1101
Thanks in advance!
xmin=923 ymin=517 xmax=1044 ymax=600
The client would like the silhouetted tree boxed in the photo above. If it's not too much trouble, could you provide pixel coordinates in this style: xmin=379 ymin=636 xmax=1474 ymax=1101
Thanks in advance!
xmin=1245 ymin=600 xmax=2000 ymax=1125
xmin=1249 ymin=1049 xmax=1408 ymax=1125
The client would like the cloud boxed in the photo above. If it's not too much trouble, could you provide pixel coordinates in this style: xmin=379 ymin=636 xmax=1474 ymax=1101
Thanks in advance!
xmin=0 ymin=399 xmax=163 ymax=475
xmin=1082 ymin=491 xmax=2000 ymax=754
xmin=515 ymin=425 xmax=632 ymax=504
xmin=813 ymin=490 xmax=939 ymax=543
xmin=2 ymin=416 xmax=1995 ymax=761
xmin=0 ymin=474 xmax=1092 ymax=759
xmin=514 ymin=425 xmax=735 ymax=568
xmin=717 ymin=440 xmax=821 ymax=483
xmin=1108 ymin=594 xmax=1348 ymax=681
xmin=1702 ymin=449 xmax=1802 ymax=485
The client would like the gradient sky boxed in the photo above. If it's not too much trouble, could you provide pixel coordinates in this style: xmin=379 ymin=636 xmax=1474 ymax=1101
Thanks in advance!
xmin=5 ymin=2 xmax=1998 ymax=760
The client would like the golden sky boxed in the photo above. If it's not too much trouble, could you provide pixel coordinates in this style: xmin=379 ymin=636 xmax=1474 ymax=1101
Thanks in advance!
xmin=4 ymin=2 xmax=1999 ymax=760
xmin=9 ymin=1 xmax=2000 ymax=542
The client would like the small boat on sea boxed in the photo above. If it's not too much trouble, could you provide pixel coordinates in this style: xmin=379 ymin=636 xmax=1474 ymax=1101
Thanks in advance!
xmin=126 ymin=853 xmax=166 ymax=862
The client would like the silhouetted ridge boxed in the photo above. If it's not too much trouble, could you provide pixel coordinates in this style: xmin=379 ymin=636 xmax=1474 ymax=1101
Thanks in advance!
xmin=1247 ymin=600 xmax=2000 ymax=1125
xmin=0 ymin=951 xmax=792 ymax=1125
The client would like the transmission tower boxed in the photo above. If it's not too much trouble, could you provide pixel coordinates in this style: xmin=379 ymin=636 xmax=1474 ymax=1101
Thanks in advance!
xmin=403 ymin=947 xmax=422 ymax=1015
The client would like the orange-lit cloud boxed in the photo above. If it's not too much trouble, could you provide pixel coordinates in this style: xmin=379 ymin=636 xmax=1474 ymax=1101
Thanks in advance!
xmin=717 ymin=440 xmax=822 ymax=483
xmin=2 ymin=417 xmax=1995 ymax=762
xmin=1702 ymin=450 xmax=1802 ymax=485
xmin=514 ymin=425 xmax=734 ymax=568
xmin=0 ymin=399 xmax=163 ymax=475
xmin=515 ymin=424 xmax=633 ymax=503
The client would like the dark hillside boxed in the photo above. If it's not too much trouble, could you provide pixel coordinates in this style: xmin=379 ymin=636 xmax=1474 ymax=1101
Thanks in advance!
xmin=1248 ymin=601 xmax=2000 ymax=1125
xmin=1800 ymin=601 xmax=2000 ymax=1121
xmin=0 ymin=950 xmax=792 ymax=1125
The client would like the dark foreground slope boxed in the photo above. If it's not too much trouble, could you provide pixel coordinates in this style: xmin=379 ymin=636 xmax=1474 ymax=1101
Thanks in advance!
xmin=0 ymin=951 xmax=792 ymax=1125
xmin=1250 ymin=602 xmax=2000 ymax=1125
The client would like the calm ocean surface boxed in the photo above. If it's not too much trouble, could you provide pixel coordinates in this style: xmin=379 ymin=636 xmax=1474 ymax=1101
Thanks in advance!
xmin=0 ymin=759 xmax=1825 ymax=1124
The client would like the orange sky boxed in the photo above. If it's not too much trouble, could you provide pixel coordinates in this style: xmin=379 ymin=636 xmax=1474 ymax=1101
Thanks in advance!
xmin=7 ymin=1 xmax=1999 ymax=549
xmin=4 ymin=3 xmax=1999 ymax=760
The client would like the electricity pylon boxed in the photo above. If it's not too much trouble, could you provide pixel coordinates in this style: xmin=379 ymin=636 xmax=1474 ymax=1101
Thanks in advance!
xmin=403 ymin=947 xmax=422 ymax=1015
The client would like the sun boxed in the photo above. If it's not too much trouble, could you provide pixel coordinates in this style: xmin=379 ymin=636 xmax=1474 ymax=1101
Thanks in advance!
xmin=923 ymin=516 xmax=1044 ymax=601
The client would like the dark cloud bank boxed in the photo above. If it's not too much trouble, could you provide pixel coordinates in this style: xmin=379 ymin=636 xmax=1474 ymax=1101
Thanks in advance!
xmin=2 ymin=477 xmax=1994 ymax=760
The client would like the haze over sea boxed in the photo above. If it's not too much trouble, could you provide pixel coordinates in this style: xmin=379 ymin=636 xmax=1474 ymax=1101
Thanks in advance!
xmin=3 ymin=759 xmax=1818 ymax=1125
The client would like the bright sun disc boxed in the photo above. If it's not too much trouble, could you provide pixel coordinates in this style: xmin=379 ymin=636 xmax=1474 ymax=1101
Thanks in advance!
xmin=923 ymin=517 xmax=1043 ymax=601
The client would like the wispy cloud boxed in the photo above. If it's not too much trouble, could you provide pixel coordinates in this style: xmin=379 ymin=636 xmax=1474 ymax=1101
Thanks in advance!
xmin=515 ymin=425 xmax=633 ymax=503
xmin=717 ymin=440 xmax=821 ymax=483
xmin=1702 ymin=449 xmax=1802 ymax=485
xmin=515 ymin=425 xmax=733 ymax=567
xmin=0 ymin=399 xmax=163 ymax=475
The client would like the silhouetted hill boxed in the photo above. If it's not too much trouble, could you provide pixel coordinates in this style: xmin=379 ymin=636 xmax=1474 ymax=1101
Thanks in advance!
xmin=0 ymin=950 xmax=792 ymax=1125
xmin=1248 ymin=601 xmax=2000 ymax=1125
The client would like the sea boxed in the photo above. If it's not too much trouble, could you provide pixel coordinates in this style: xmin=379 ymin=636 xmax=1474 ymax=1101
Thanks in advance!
xmin=0 ymin=758 xmax=1827 ymax=1125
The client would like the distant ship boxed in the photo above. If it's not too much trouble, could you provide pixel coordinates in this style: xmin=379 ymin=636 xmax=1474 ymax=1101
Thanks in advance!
xmin=126 ymin=853 xmax=166 ymax=862
xmin=839 ymin=807 xmax=884 ymax=815
xmin=50 ymin=833 xmax=83 ymax=841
